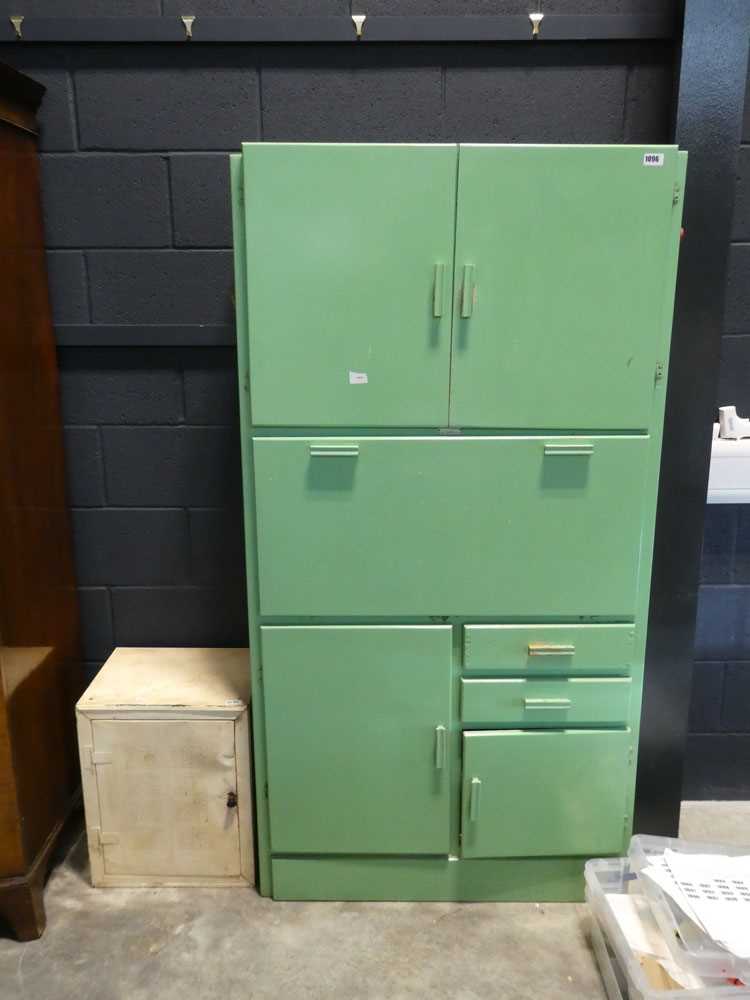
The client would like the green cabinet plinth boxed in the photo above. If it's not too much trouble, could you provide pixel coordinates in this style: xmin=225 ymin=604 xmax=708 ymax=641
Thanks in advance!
xmin=231 ymin=142 xmax=686 ymax=900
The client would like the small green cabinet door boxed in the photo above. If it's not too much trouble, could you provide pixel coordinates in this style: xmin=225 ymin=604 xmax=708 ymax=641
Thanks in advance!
xmin=461 ymin=730 xmax=632 ymax=858
xmin=242 ymin=143 xmax=457 ymax=427
xmin=262 ymin=626 xmax=452 ymax=855
xmin=450 ymin=145 xmax=681 ymax=429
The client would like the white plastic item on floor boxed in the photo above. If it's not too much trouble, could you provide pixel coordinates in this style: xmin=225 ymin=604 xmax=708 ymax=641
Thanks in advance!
xmin=630 ymin=834 xmax=750 ymax=982
xmin=585 ymin=857 xmax=750 ymax=1000
xmin=76 ymin=647 xmax=254 ymax=888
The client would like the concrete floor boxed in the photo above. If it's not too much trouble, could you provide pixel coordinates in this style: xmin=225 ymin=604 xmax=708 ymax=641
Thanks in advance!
xmin=1 ymin=802 xmax=747 ymax=1000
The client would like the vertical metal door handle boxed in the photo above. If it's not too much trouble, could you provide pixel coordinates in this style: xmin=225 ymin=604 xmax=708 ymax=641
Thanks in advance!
xmin=434 ymin=724 xmax=447 ymax=770
xmin=469 ymin=777 xmax=481 ymax=821
xmin=461 ymin=264 xmax=475 ymax=318
xmin=433 ymin=263 xmax=445 ymax=318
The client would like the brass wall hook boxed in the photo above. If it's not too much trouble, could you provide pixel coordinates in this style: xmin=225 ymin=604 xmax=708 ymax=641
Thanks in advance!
xmin=352 ymin=14 xmax=366 ymax=40
xmin=529 ymin=11 xmax=543 ymax=38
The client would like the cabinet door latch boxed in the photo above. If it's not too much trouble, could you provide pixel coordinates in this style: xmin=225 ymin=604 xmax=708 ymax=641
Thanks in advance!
xmin=90 ymin=827 xmax=120 ymax=849
xmin=83 ymin=746 xmax=113 ymax=769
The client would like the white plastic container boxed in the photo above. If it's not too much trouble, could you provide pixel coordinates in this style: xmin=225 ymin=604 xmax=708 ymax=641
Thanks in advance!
xmin=585 ymin=857 xmax=750 ymax=1000
xmin=630 ymin=834 xmax=750 ymax=983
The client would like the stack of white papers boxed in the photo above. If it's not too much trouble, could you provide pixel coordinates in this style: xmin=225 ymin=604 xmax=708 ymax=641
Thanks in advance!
xmin=640 ymin=849 xmax=750 ymax=964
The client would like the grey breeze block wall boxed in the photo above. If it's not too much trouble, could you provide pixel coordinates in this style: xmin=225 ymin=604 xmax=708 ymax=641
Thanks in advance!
xmin=4 ymin=0 xmax=745 ymax=798
xmin=687 ymin=68 xmax=750 ymax=800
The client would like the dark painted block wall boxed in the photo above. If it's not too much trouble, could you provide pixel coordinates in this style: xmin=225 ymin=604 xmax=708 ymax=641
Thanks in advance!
xmin=683 ymin=68 xmax=750 ymax=800
xmin=56 ymin=347 xmax=248 ymax=673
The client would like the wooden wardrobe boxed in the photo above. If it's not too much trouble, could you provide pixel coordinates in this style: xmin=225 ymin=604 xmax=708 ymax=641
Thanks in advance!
xmin=0 ymin=63 xmax=83 ymax=940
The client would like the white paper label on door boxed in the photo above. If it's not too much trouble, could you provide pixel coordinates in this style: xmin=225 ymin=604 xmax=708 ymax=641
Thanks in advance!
xmin=642 ymin=153 xmax=664 ymax=167
xmin=349 ymin=371 xmax=368 ymax=385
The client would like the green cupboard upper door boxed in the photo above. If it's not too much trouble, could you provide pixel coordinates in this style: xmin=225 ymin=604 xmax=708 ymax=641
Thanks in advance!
xmin=242 ymin=143 xmax=457 ymax=427
xmin=449 ymin=145 xmax=682 ymax=430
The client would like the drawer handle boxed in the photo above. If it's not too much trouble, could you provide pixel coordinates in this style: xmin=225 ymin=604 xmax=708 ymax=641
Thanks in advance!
xmin=433 ymin=263 xmax=445 ymax=318
xmin=434 ymin=725 xmax=447 ymax=770
xmin=469 ymin=777 xmax=481 ymax=821
xmin=461 ymin=264 xmax=475 ymax=318
xmin=527 ymin=643 xmax=575 ymax=657
xmin=543 ymin=442 xmax=594 ymax=456
xmin=309 ymin=444 xmax=359 ymax=458
xmin=524 ymin=698 xmax=572 ymax=710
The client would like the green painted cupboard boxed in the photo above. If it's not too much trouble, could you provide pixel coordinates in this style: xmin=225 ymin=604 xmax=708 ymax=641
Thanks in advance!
xmin=231 ymin=142 xmax=687 ymax=901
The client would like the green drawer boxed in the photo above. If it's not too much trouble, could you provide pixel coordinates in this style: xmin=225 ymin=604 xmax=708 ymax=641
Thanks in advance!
xmin=461 ymin=677 xmax=632 ymax=727
xmin=461 ymin=729 xmax=632 ymax=858
xmin=463 ymin=624 xmax=636 ymax=676
xmin=253 ymin=436 xmax=648 ymax=618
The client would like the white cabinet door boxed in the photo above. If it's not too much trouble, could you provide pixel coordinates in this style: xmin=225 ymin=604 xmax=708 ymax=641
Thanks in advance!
xmin=92 ymin=719 xmax=240 ymax=878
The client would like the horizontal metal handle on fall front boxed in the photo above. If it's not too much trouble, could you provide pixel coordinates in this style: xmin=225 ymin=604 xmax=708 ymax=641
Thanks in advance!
xmin=527 ymin=643 xmax=575 ymax=656
xmin=543 ymin=442 xmax=594 ymax=456
xmin=309 ymin=444 xmax=359 ymax=457
xmin=524 ymin=698 xmax=572 ymax=710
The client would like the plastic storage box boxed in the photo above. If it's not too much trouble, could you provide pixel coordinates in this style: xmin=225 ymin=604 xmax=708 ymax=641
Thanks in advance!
xmin=585 ymin=857 xmax=750 ymax=1000
xmin=630 ymin=834 xmax=750 ymax=983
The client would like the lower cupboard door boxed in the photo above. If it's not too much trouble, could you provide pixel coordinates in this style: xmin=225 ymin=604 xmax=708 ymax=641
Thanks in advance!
xmin=262 ymin=625 xmax=453 ymax=855
xmin=461 ymin=730 xmax=632 ymax=859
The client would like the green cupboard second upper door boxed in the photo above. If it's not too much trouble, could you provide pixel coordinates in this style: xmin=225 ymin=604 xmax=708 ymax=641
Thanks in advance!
xmin=450 ymin=145 xmax=682 ymax=429
xmin=242 ymin=143 xmax=457 ymax=427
